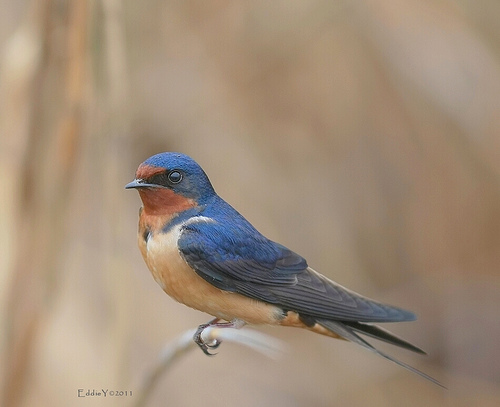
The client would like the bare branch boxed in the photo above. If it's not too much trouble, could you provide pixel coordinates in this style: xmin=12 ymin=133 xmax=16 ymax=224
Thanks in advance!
xmin=132 ymin=327 xmax=287 ymax=407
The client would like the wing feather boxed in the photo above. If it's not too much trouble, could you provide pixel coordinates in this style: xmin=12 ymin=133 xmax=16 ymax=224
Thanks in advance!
xmin=178 ymin=203 xmax=415 ymax=323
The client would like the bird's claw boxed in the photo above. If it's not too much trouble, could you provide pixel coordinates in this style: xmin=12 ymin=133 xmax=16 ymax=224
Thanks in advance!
xmin=199 ymin=339 xmax=221 ymax=356
xmin=193 ymin=324 xmax=222 ymax=356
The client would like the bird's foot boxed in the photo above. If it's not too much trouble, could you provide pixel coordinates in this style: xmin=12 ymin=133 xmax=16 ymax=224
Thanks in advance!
xmin=193 ymin=320 xmax=222 ymax=356
xmin=193 ymin=318 xmax=246 ymax=356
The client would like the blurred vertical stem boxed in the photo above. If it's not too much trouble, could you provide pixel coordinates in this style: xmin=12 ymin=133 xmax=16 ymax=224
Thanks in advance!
xmin=100 ymin=0 xmax=133 ymax=391
xmin=1 ymin=1 xmax=88 ymax=406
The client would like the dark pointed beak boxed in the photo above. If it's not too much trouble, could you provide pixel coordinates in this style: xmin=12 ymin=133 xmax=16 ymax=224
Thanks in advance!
xmin=125 ymin=179 xmax=155 ymax=189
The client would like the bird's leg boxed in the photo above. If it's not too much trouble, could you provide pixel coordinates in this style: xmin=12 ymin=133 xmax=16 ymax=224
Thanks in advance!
xmin=193 ymin=318 xmax=246 ymax=356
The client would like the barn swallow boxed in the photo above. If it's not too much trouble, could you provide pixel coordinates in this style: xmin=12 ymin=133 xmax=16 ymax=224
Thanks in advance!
xmin=126 ymin=152 xmax=442 ymax=386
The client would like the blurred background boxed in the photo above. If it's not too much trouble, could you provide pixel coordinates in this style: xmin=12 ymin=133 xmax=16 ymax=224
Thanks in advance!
xmin=1 ymin=0 xmax=499 ymax=406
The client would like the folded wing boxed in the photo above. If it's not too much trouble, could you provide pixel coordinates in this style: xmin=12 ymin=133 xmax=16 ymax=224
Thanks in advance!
xmin=178 ymin=213 xmax=414 ymax=323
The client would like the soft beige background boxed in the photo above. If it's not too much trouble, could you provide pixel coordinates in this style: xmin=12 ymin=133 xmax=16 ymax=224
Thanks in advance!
xmin=1 ymin=1 xmax=499 ymax=406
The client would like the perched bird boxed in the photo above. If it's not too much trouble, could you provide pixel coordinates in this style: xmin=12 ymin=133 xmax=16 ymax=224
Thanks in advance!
xmin=126 ymin=152 xmax=441 ymax=386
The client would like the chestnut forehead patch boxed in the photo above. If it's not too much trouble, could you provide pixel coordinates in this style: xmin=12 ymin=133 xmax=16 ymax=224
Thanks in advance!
xmin=136 ymin=164 xmax=165 ymax=180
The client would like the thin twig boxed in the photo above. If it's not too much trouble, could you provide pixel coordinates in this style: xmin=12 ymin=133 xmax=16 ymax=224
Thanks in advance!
xmin=132 ymin=327 xmax=287 ymax=407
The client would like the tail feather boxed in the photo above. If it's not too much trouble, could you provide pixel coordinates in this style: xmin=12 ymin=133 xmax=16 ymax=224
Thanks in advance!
xmin=317 ymin=319 xmax=445 ymax=388
xmin=342 ymin=321 xmax=426 ymax=355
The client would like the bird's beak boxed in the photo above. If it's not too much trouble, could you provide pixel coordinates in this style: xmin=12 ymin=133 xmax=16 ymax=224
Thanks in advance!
xmin=125 ymin=179 xmax=156 ymax=189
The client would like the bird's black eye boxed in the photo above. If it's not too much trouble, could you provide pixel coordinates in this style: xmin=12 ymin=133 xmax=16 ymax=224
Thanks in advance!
xmin=167 ymin=170 xmax=183 ymax=184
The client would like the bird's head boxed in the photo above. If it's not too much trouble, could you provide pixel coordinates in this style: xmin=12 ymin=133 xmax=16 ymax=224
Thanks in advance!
xmin=126 ymin=152 xmax=216 ymax=216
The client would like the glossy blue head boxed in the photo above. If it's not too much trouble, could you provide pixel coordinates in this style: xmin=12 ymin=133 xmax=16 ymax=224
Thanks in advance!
xmin=126 ymin=152 xmax=216 ymax=205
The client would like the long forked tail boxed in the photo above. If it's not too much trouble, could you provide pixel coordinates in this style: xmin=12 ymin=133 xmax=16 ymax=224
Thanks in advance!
xmin=317 ymin=319 xmax=445 ymax=388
